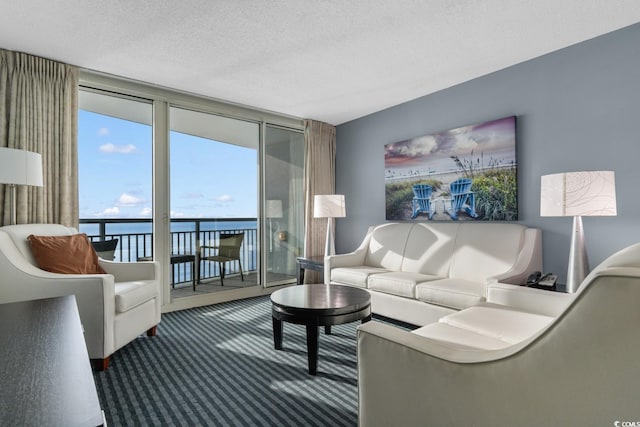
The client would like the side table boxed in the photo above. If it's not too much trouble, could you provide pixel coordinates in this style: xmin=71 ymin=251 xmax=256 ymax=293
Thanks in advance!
xmin=524 ymin=283 xmax=566 ymax=292
xmin=0 ymin=296 xmax=104 ymax=426
xmin=296 ymin=256 xmax=325 ymax=285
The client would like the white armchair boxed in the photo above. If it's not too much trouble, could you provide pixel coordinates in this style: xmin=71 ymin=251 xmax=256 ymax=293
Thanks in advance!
xmin=0 ymin=224 xmax=161 ymax=370
xmin=357 ymin=243 xmax=640 ymax=426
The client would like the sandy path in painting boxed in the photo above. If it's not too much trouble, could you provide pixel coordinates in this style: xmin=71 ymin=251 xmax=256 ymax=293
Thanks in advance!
xmin=392 ymin=171 xmax=477 ymax=221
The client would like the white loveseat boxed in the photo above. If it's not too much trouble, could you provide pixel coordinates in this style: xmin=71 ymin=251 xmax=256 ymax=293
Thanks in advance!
xmin=325 ymin=222 xmax=542 ymax=326
xmin=357 ymin=243 xmax=640 ymax=426
xmin=0 ymin=224 xmax=161 ymax=370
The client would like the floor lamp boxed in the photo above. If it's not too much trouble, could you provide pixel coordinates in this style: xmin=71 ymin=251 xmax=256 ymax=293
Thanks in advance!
xmin=314 ymin=194 xmax=346 ymax=256
xmin=540 ymin=171 xmax=617 ymax=293
xmin=0 ymin=147 xmax=43 ymax=225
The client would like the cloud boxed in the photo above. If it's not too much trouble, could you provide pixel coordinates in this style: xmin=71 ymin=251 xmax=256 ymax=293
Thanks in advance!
xmin=215 ymin=194 xmax=233 ymax=203
xmin=139 ymin=207 xmax=152 ymax=217
xmin=99 ymin=143 xmax=137 ymax=154
xmin=170 ymin=210 xmax=185 ymax=218
xmin=99 ymin=207 xmax=120 ymax=216
xmin=97 ymin=127 xmax=109 ymax=136
xmin=117 ymin=193 xmax=145 ymax=206
xmin=449 ymin=133 xmax=478 ymax=155
xmin=385 ymin=135 xmax=438 ymax=162
xmin=182 ymin=192 xmax=204 ymax=199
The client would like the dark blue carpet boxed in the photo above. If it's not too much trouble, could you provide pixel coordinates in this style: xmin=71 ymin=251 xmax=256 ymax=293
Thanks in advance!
xmin=93 ymin=296 xmax=358 ymax=426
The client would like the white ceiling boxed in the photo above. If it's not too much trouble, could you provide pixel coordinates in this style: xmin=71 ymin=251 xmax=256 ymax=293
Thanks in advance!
xmin=2 ymin=1 xmax=640 ymax=125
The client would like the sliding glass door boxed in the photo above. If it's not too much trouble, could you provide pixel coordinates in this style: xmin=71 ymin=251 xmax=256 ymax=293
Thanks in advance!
xmin=263 ymin=125 xmax=304 ymax=287
xmin=169 ymin=106 xmax=259 ymax=298
xmin=78 ymin=90 xmax=154 ymax=264
xmin=79 ymin=77 xmax=305 ymax=308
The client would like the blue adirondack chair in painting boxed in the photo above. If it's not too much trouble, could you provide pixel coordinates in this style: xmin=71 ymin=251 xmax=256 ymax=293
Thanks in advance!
xmin=411 ymin=184 xmax=435 ymax=219
xmin=444 ymin=178 xmax=478 ymax=220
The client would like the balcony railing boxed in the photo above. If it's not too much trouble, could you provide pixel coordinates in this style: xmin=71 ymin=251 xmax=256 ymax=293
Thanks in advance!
xmin=80 ymin=218 xmax=257 ymax=286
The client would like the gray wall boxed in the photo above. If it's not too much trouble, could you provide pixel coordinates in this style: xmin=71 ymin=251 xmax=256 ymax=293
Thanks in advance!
xmin=335 ymin=22 xmax=640 ymax=283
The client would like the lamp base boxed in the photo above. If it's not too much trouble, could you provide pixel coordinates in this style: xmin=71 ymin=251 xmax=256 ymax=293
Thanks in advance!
xmin=566 ymin=215 xmax=589 ymax=293
xmin=324 ymin=217 xmax=335 ymax=257
xmin=9 ymin=183 xmax=16 ymax=225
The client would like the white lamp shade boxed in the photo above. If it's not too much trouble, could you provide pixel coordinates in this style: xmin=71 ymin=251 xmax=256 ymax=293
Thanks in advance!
xmin=314 ymin=194 xmax=346 ymax=218
xmin=266 ymin=199 xmax=283 ymax=218
xmin=540 ymin=171 xmax=616 ymax=217
xmin=0 ymin=147 xmax=43 ymax=187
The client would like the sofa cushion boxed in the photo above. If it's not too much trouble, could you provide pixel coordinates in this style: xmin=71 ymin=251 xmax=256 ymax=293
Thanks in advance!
xmin=439 ymin=302 xmax=554 ymax=344
xmin=331 ymin=266 xmax=388 ymax=288
xmin=363 ymin=223 xmax=413 ymax=270
xmin=115 ymin=280 xmax=158 ymax=313
xmin=449 ymin=223 xmax=525 ymax=282
xmin=415 ymin=278 xmax=485 ymax=310
xmin=27 ymin=233 xmax=106 ymax=275
xmin=368 ymin=271 xmax=442 ymax=298
xmin=412 ymin=322 xmax=511 ymax=350
xmin=401 ymin=223 xmax=458 ymax=276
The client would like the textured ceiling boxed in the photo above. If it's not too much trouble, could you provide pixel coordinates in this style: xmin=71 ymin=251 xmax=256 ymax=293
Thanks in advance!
xmin=1 ymin=1 xmax=640 ymax=125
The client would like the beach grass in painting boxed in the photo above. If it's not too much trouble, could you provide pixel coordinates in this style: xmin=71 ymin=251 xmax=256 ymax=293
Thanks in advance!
xmin=385 ymin=116 xmax=517 ymax=221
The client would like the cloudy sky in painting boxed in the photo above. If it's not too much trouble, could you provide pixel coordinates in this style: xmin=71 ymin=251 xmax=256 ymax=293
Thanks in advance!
xmin=384 ymin=116 xmax=516 ymax=170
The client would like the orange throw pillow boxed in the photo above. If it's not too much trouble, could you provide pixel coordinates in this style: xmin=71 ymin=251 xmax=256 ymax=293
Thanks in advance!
xmin=27 ymin=233 xmax=106 ymax=274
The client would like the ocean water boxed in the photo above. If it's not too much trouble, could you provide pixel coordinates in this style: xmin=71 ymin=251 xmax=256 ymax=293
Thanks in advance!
xmin=79 ymin=219 xmax=257 ymax=237
xmin=80 ymin=220 xmax=258 ymax=273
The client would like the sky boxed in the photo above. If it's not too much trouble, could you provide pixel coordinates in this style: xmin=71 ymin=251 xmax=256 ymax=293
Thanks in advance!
xmin=383 ymin=116 xmax=516 ymax=179
xmin=78 ymin=110 xmax=258 ymax=219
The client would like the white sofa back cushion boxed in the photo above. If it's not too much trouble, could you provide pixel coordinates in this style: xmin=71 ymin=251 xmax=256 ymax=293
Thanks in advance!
xmin=449 ymin=223 xmax=526 ymax=282
xmin=401 ymin=222 xmax=459 ymax=276
xmin=364 ymin=223 xmax=412 ymax=270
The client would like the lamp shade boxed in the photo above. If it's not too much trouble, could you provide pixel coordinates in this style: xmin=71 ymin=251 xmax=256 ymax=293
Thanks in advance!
xmin=314 ymin=194 xmax=346 ymax=218
xmin=540 ymin=171 xmax=616 ymax=217
xmin=0 ymin=147 xmax=43 ymax=187
xmin=266 ymin=200 xmax=283 ymax=218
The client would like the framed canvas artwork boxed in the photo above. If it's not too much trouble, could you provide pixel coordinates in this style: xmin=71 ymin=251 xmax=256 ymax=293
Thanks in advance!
xmin=384 ymin=116 xmax=517 ymax=221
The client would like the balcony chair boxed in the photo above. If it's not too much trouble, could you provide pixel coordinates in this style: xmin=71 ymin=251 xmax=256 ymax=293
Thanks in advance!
xmin=200 ymin=232 xmax=244 ymax=286
xmin=0 ymin=224 xmax=161 ymax=370
xmin=91 ymin=238 xmax=119 ymax=261
xmin=411 ymin=184 xmax=435 ymax=219
xmin=443 ymin=178 xmax=478 ymax=220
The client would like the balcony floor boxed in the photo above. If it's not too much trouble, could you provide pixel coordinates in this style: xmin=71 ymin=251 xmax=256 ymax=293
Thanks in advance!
xmin=171 ymin=273 xmax=258 ymax=299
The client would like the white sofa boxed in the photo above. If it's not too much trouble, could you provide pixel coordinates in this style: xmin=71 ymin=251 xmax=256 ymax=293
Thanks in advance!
xmin=357 ymin=242 xmax=640 ymax=426
xmin=325 ymin=222 xmax=542 ymax=326
xmin=0 ymin=224 xmax=161 ymax=370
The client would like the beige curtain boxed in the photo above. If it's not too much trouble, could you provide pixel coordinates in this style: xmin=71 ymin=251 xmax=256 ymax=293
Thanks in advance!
xmin=0 ymin=49 xmax=78 ymax=227
xmin=303 ymin=119 xmax=336 ymax=283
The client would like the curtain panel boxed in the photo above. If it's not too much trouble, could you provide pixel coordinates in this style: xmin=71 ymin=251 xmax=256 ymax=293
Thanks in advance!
xmin=0 ymin=49 xmax=78 ymax=227
xmin=303 ymin=119 xmax=336 ymax=283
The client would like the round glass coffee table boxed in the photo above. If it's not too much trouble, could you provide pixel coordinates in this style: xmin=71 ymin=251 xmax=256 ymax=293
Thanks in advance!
xmin=271 ymin=284 xmax=371 ymax=375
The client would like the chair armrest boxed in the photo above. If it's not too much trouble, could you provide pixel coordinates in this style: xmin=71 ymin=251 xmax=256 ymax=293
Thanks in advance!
xmin=486 ymin=282 xmax=574 ymax=317
xmin=0 ymin=251 xmax=116 ymax=358
xmin=99 ymin=260 xmax=159 ymax=282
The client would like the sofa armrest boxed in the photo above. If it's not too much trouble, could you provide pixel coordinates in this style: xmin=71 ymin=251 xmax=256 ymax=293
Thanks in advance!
xmin=324 ymin=250 xmax=369 ymax=284
xmin=357 ymin=311 xmax=635 ymax=427
xmin=486 ymin=282 xmax=574 ymax=317
xmin=99 ymin=259 xmax=159 ymax=282
xmin=488 ymin=228 xmax=542 ymax=285
xmin=357 ymin=321 xmax=526 ymax=426
xmin=323 ymin=226 xmax=374 ymax=284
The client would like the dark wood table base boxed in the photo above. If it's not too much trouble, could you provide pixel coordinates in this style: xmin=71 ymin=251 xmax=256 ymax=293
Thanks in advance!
xmin=271 ymin=284 xmax=371 ymax=375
